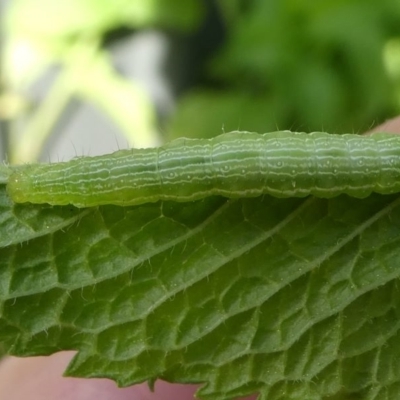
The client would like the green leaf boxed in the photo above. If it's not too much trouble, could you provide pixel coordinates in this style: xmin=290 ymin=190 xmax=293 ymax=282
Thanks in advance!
xmin=0 ymin=165 xmax=11 ymax=184
xmin=2 ymin=173 xmax=400 ymax=399
xmin=0 ymin=195 xmax=89 ymax=249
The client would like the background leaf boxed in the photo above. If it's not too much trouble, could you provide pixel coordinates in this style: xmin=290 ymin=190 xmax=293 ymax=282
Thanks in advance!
xmin=169 ymin=0 xmax=400 ymax=137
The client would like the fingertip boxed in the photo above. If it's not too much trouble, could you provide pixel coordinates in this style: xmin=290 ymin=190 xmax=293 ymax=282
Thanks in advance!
xmin=0 ymin=352 xmax=258 ymax=399
xmin=370 ymin=115 xmax=400 ymax=134
xmin=0 ymin=352 xmax=144 ymax=400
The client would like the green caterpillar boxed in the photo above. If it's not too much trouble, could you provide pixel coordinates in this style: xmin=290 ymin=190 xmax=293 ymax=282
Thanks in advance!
xmin=7 ymin=131 xmax=400 ymax=208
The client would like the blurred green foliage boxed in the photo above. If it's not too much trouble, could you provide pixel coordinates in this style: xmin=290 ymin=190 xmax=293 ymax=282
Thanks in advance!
xmin=1 ymin=0 xmax=203 ymax=162
xmin=4 ymin=0 xmax=202 ymax=87
xmin=2 ymin=0 xmax=400 ymax=159
xmin=169 ymin=0 xmax=400 ymax=138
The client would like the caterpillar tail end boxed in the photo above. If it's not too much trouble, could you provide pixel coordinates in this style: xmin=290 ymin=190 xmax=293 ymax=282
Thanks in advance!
xmin=7 ymin=170 xmax=33 ymax=204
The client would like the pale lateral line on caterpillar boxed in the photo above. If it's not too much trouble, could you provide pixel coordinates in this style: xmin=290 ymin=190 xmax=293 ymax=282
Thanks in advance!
xmin=6 ymin=131 xmax=400 ymax=208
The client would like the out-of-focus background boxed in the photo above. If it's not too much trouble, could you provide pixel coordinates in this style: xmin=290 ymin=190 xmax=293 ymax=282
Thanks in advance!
xmin=1 ymin=0 xmax=400 ymax=164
